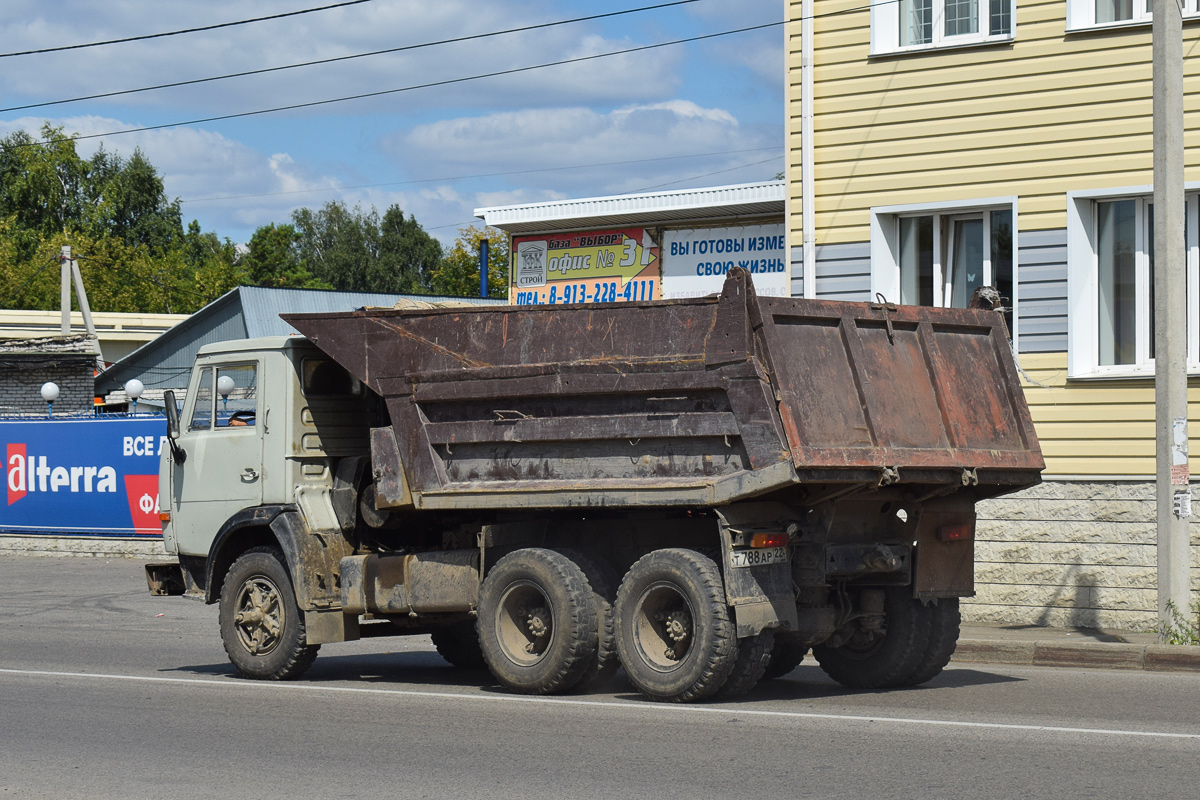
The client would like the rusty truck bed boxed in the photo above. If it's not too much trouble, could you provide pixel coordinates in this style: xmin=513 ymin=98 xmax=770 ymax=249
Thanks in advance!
xmin=283 ymin=268 xmax=1043 ymax=510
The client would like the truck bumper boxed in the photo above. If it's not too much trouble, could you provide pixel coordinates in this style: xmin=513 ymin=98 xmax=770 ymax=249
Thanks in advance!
xmin=145 ymin=562 xmax=186 ymax=596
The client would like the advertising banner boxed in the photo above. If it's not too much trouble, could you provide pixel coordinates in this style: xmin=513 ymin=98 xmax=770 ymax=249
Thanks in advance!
xmin=2 ymin=417 xmax=166 ymax=537
xmin=510 ymin=228 xmax=660 ymax=305
xmin=661 ymin=223 xmax=789 ymax=299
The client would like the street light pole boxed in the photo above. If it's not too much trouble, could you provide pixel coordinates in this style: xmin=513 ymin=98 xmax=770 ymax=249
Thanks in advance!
xmin=1152 ymin=0 xmax=1191 ymax=638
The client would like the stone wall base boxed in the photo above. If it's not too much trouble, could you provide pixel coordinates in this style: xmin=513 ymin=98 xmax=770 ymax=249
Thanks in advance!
xmin=0 ymin=534 xmax=168 ymax=558
xmin=969 ymin=480 xmax=1199 ymax=633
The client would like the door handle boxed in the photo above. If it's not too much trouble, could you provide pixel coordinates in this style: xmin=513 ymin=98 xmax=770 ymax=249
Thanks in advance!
xmin=241 ymin=468 xmax=259 ymax=482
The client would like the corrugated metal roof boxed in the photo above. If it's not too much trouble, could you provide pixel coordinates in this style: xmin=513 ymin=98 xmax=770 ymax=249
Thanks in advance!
xmin=96 ymin=286 xmax=506 ymax=395
xmin=475 ymin=180 xmax=785 ymax=234
xmin=237 ymin=286 xmax=496 ymax=337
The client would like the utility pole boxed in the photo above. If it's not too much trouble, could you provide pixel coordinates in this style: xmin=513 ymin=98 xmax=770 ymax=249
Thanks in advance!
xmin=1152 ymin=0 xmax=1191 ymax=638
xmin=479 ymin=238 xmax=489 ymax=298
xmin=59 ymin=245 xmax=102 ymax=362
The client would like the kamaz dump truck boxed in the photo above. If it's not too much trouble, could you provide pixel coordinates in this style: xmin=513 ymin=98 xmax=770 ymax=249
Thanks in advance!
xmin=146 ymin=268 xmax=1043 ymax=702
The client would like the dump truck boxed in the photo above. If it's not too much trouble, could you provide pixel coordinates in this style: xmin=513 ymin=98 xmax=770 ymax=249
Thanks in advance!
xmin=146 ymin=267 xmax=1043 ymax=702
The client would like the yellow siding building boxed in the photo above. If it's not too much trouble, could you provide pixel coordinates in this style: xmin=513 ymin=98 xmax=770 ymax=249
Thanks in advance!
xmin=788 ymin=0 xmax=1200 ymax=628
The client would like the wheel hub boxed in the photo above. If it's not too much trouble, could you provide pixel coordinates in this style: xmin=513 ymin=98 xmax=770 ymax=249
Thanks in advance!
xmin=495 ymin=582 xmax=555 ymax=665
xmin=520 ymin=605 xmax=551 ymax=652
xmin=655 ymin=608 xmax=692 ymax=660
xmin=234 ymin=578 xmax=283 ymax=656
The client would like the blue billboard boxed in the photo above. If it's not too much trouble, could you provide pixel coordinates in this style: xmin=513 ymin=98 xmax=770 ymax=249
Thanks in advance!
xmin=1 ymin=416 xmax=167 ymax=537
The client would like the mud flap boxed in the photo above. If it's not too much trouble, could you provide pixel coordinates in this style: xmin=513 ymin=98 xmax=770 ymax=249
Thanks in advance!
xmin=716 ymin=504 xmax=800 ymax=637
xmin=305 ymin=608 xmax=360 ymax=644
xmin=914 ymin=494 xmax=976 ymax=599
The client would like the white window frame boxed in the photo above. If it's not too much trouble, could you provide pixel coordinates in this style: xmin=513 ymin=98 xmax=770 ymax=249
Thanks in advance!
xmin=870 ymin=196 xmax=1020 ymax=346
xmin=871 ymin=0 xmax=1015 ymax=55
xmin=1067 ymin=185 xmax=1200 ymax=379
xmin=1065 ymin=0 xmax=1200 ymax=32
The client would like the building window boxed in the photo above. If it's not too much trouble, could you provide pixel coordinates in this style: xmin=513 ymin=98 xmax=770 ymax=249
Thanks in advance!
xmin=1066 ymin=0 xmax=1200 ymax=30
xmin=871 ymin=199 xmax=1017 ymax=334
xmin=874 ymin=0 xmax=1013 ymax=54
xmin=1067 ymin=188 xmax=1197 ymax=378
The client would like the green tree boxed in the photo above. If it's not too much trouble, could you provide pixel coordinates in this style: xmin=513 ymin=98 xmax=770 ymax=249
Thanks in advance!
xmin=0 ymin=122 xmax=238 ymax=314
xmin=372 ymin=205 xmax=442 ymax=294
xmin=243 ymin=223 xmax=329 ymax=289
xmin=289 ymin=201 xmax=442 ymax=294
xmin=0 ymin=124 xmax=182 ymax=257
xmin=184 ymin=220 xmax=244 ymax=302
xmin=431 ymin=225 xmax=509 ymax=298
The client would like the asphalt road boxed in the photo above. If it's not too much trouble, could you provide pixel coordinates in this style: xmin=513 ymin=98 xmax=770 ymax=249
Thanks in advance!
xmin=3 ymin=555 xmax=1200 ymax=800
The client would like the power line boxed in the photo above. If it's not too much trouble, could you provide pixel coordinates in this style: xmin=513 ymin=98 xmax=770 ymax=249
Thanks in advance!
xmin=0 ymin=1 xmax=699 ymax=114
xmin=632 ymin=155 xmax=783 ymax=192
xmin=180 ymin=146 xmax=782 ymax=205
xmin=0 ymin=0 xmax=379 ymax=59
xmin=7 ymin=21 xmax=783 ymax=151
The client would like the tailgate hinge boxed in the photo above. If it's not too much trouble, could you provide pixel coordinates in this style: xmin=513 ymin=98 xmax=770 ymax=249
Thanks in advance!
xmin=872 ymin=293 xmax=897 ymax=345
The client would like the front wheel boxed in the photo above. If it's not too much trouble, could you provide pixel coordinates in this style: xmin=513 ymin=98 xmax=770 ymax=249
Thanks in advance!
xmin=219 ymin=546 xmax=319 ymax=680
xmin=614 ymin=548 xmax=737 ymax=703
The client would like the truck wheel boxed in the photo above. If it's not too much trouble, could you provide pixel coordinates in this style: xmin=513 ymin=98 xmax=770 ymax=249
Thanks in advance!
xmin=555 ymin=549 xmax=620 ymax=691
xmin=219 ymin=546 xmax=319 ymax=680
xmin=812 ymin=586 xmax=932 ymax=690
xmin=761 ymin=633 xmax=808 ymax=680
xmin=614 ymin=548 xmax=737 ymax=703
xmin=714 ymin=630 xmax=774 ymax=698
xmin=897 ymin=597 xmax=960 ymax=686
xmin=477 ymin=548 xmax=598 ymax=694
xmin=431 ymin=621 xmax=486 ymax=669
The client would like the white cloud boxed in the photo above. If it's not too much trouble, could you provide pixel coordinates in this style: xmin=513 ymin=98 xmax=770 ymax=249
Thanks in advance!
xmin=392 ymin=100 xmax=776 ymax=198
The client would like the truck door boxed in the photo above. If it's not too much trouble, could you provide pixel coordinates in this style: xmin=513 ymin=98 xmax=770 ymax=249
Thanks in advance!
xmin=169 ymin=362 xmax=264 ymax=556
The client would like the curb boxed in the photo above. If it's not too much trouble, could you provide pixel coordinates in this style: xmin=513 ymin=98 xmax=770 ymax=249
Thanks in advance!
xmin=0 ymin=535 xmax=167 ymax=558
xmin=953 ymin=639 xmax=1200 ymax=673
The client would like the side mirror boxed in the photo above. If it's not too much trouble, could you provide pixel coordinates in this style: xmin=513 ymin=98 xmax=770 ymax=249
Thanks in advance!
xmin=163 ymin=390 xmax=186 ymax=463
xmin=163 ymin=390 xmax=181 ymax=439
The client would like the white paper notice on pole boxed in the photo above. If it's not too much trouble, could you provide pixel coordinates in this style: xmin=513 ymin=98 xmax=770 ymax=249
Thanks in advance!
xmin=661 ymin=223 xmax=789 ymax=299
xmin=1174 ymin=489 xmax=1192 ymax=519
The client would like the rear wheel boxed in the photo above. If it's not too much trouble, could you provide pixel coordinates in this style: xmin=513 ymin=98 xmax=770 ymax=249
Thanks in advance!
xmin=898 ymin=597 xmax=960 ymax=686
xmin=555 ymin=549 xmax=620 ymax=691
xmin=714 ymin=630 xmax=774 ymax=698
xmin=812 ymin=586 xmax=932 ymax=690
xmin=761 ymin=634 xmax=808 ymax=680
xmin=219 ymin=546 xmax=319 ymax=680
xmin=615 ymin=548 xmax=737 ymax=703
xmin=477 ymin=548 xmax=598 ymax=694
xmin=431 ymin=621 xmax=486 ymax=669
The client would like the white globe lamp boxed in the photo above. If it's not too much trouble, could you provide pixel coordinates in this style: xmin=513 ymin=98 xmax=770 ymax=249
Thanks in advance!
xmin=125 ymin=378 xmax=145 ymax=415
xmin=40 ymin=381 xmax=60 ymax=417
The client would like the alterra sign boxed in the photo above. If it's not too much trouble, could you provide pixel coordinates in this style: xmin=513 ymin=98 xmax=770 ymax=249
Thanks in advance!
xmin=661 ymin=223 xmax=788 ymax=299
xmin=3 ymin=417 xmax=165 ymax=536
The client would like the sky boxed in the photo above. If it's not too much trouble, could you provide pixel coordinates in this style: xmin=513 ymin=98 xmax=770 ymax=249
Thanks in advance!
xmin=0 ymin=0 xmax=785 ymax=247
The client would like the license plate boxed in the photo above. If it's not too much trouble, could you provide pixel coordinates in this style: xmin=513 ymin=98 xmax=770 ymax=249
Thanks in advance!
xmin=729 ymin=547 xmax=788 ymax=568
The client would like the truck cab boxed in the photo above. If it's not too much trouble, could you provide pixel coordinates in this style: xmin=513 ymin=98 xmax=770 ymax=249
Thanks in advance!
xmin=156 ymin=337 xmax=373 ymax=624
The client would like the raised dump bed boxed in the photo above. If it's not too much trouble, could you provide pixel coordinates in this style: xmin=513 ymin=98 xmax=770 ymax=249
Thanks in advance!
xmin=283 ymin=267 xmax=1043 ymax=511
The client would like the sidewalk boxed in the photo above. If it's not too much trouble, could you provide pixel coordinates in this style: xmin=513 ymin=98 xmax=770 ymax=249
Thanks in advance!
xmin=954 ymin=622 xmax=1200 ymax=673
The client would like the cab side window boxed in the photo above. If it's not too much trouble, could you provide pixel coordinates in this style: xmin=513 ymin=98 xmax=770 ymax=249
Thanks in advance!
xmin=215 ymin=364 xmax=258 ymax=428
xmin=188 ymin=368 xmax=213 ymax=431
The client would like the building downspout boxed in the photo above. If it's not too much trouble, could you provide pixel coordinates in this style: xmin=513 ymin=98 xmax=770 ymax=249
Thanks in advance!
xmin=801 ymin=0 xmax=816 ymax=298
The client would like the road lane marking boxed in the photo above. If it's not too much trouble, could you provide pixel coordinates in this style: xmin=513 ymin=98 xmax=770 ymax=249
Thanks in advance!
xmin=2 ymin=666 xmax=1198 ymax=741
